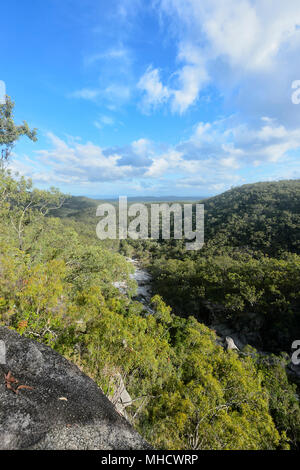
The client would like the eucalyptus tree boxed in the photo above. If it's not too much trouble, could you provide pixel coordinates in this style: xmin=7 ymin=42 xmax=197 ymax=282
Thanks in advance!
xmin=0 ymin=95 xmax=37 ymax=166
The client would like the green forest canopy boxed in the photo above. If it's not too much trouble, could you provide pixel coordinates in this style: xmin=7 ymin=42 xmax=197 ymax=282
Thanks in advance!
xmin=1 ymin=169 xmax=300 ymax=450
xmin=1 ymin=99 xmax=300 ymax=450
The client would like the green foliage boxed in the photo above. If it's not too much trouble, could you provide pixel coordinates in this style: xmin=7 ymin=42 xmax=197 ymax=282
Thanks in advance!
xmin=0 ymin=169 xmax=66 ymax=251
xmin=0 ymin=96 xmax=37 ymax=164
xmin=149 ymin=252 xmax=300 ymax=351
xmin=0 ymin=164 xmax=299 ymax=449
xmin=118 ymin=181 xmax=300 ymax=353
xmin=202 ymin=180 xmax=300 ymax=256
xmin=139 ymin=318 xmax=283 ymax=450
xmin=151 ymin=294 xmax=173 ymax=325
xmin=254 ymin=352 xmax=300 ymax=448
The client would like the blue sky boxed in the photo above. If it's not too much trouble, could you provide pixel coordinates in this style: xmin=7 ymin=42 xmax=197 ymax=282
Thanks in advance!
xmin=1 ymin=0 xmax=300 ymax=197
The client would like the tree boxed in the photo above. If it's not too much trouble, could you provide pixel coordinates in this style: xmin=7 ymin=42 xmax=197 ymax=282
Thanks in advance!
xmin=0 ymin=96 xmax=37 ymax=166
xmin=0 ymin=170 xmax=66 ymax=251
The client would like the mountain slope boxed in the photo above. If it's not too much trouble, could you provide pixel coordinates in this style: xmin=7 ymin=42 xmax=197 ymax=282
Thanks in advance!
xmin=202 ymin=179 xmax=300 ymax=255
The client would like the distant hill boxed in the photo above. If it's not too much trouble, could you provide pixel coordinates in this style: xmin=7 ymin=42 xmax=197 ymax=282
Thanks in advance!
xmin=202 ymin=179 xmax=300 ymax=255
xmin=52 ymin=194 xmax=207 ymax=219
xmin=51 ymin=196 xmax=102 ymax=218
xmin=53 ymin=180 xmax=299 ymax=256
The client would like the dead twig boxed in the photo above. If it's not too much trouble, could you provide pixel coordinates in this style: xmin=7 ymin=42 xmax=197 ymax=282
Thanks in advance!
xmin=4 ymin=371 xmax=34 ymax=394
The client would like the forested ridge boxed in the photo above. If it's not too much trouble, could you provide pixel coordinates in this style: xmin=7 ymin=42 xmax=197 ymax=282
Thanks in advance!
xmin=118 ymin=180 xmax=300 ymax=353
xmin=203 ymin=180 xmax=300 ymax=255
xmin=1 ymin=97 xmax=300 ymax=450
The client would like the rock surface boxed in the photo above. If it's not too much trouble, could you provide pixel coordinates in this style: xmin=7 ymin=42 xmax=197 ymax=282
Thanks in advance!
xmin=0 ymin=326 xmax=151 ymax=450
xmin=111 ymin=373 xmax=133 ymax=417
xmin=225 ymin=336 xmax=239 ymax=351
xmin=127 ymin=258 xmax=154 ymax=314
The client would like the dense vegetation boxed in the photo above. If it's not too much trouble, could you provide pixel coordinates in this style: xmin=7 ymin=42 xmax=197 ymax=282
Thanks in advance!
xmin=117 ymin=180 xmax=300 ymax=353
xmin=202 ymin=181 xmax=299 ymax=256
xmin=1 ymin=97 xmax=300 ymax=450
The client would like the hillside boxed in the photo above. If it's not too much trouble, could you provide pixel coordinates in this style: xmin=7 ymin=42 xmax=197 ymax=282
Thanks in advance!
xmin=2 ymin=1 xmax=300 ymax=452
xmin=202 ymin=180 xmax=300 ymax=256
xmin=55 ymin=180 xmax=300 ymax=259
xmin=52 ymin=195 xmax=205 ymax=219
xmin=55 ymin=180 xmax=300 ymax=355
xmin=51 ymin=195 xmax=103 ymax=219
xmin=1 ymin=169 xmax=300 ymax=450
xmin=119 ymin=180 xmax=300 ymax=354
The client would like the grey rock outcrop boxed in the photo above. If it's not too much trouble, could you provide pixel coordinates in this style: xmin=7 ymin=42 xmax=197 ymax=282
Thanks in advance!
xmin=111 ymin=373 xmax=133 ymax=417
xmin=0 ymin=326 xmax=151 ymax=450
xmin=225 ymin=336 xmax=239 ymax=351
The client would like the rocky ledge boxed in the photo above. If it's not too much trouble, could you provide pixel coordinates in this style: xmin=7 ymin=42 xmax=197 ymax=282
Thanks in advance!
xmin=0 ymin=326 xmax=151 ymax=450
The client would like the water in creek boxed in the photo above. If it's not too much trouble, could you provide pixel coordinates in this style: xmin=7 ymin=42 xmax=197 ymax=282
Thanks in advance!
xmin=126 ymin=258 xmax=154 ymax=314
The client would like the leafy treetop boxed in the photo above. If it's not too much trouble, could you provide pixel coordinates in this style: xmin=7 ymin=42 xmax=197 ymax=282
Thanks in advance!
xmin=0 ymin=96 xmax=37 ymax=165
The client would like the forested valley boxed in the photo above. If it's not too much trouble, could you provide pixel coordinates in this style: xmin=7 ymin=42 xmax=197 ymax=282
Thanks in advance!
xmin=1 ymin=97 xmax=300 ymax=450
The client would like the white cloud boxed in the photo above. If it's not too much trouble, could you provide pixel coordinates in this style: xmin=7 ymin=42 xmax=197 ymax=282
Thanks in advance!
xmin=186 ymin=117 xmax=300 ymax=166
xmin=145 ymin=150 xmax=183 ymax=177
xmin=140 ymin=0 xmax=300 ymax=114
xmin=219 ymin=155 xmax=240 ymax=169
xmin=70 ymin=88 xmax=101 ymax=100
xmin=11 ymin=114 xmax=300 ymax=195
xmin=159 ymin=0 xmax=300 ymax=70
xmin=171 ymin=43 xmax=209 ymax=113
xmin=85 ymin=46 xmax=131 ymax=67
xmin=105 ymin=84 xmax=131 ymax=101
xmin=35 ymin=133 xmax=139 ymax=184
xmin=131 ymin=138 xmax=152 ymax=158
xmin=192 ymin=122 xmax=211 ymax=139
xmin=138 ymin=45 xmax=209 ymax=113
xmin=137 ymin=66 xmax=170 ymax=112
xmin=70 ymin=83 xmax=131 ymax=108
xmin=94 ymin=115 xmax=115 ymax=129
